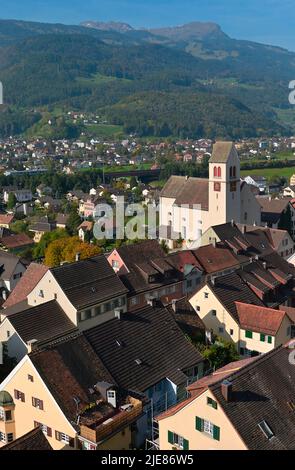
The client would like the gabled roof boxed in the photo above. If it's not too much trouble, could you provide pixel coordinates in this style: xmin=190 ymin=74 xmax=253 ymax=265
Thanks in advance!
xmin=192 ymin=243 xmax=239 ymax=274
xmin=210 ymin=344 xmax=295 ymax=450
xmin=0 ymin=251 xmax=23 ymax=281
xmin=0 ymin=214 xmax=14 ymax=225
xmin=209 ymin=141 xmax=236 ymax=163
xmin=235 ymin=302 xmax=287 ymax=335
xmin=30 ymin=334 xmax=116 ymax=422
xmin=6 ymin=300 xmax=77 ymax=344
xmin=3 ymin=262 xmax=48 ymax=308
xmin=205 ymin=271 xmax=265 ymax=323
xmin=0 ymin=427 xmax=52 ymax=451
xmin=0 ymin=233 xmax=33 ymax=249
xmin=160 ymin=175 xmax=188 ymax=198
xmin=173 ymin=178 xmax=209 ymax=211
xmin=84 ymin=303 xmax=203 ymax=392
xmin=51 ymin=255 xmax=128 ymax=309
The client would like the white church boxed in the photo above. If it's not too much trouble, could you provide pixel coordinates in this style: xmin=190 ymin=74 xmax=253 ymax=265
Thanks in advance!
xmin=159 ymin=141 xmax=261 ymax=248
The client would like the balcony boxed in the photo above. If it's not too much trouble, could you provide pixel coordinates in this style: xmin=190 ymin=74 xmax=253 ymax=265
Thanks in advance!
xmin=79 ymin=400 xmax=143 ymax=444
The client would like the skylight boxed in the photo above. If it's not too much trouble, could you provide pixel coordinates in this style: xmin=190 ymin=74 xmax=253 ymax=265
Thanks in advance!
xmin=258 ymin=420 xmax=274 ymax=440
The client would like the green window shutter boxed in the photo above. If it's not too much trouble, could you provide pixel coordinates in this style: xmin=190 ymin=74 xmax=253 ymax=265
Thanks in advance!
xmin=245 ymin=330 xmax=253 ymax=339
xmin=268 ymin=336 xmax=272 ymax=344
xmin=213 ymin=425 xmax=220 ymax=441
xmin=213 ymin=400 xmax=218 ymax=410
xmin=183 ymin=438 xmax=189 ymax=450
xmin=195 ymin=416 xmax=204 ymax=432
xmin=168 ymin=431 xmax=174 ymax=444
xmin=260 ymin=334 xmax=265 ymax=342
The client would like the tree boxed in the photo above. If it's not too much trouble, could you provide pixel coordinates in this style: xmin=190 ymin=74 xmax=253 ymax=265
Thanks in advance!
xmin=44 ymin=236 xmax=101 ymax=267
xmin=66 ymin=209 xmax=82 ymax=235
xmin=129 ymin=176 xmax=138 ymax=189
xmin=278 ymin=204 xmax=292 ymax=236
xmin=203 ymin=337 xmax=240 ymax=370
xmin=7 ymin=192 xmax=17 ymax=210
xmin=33 ymin=229 xmax=68 ymax=260
xmin=10 ymin=220 xmax=29 ymax=234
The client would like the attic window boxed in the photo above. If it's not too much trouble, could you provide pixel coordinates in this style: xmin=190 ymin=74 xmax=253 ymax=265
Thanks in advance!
xmin=258 ymin=421 xmax=274 ymax=440
xmin=91 ymin=287 xmax=96 ymax=293
xmin=135 ymin=359 xmax=142 ymax=366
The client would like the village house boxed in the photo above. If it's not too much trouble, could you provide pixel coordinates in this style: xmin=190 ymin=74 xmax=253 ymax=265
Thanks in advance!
xmin=25 ymin=255 xmax=128 ymax=332
xmin=0 ymin=215 xmax=14 ymax=230
xmin=78 ymin=221 xmax=93 ymax=242
xmin=83 ymin=301 xmax=204 ymax=444
xmin=156 ymin=343 xmax=295 ymax=450
xmin=188 ymin=266 xmax=295 ymax=356
xmin=0 ymin=334 xmax=146 ymax=450
xmin=29 ymin=218 xmax=57 ymax=243
xmin=0 ymin=252 xmax=27 ymax=305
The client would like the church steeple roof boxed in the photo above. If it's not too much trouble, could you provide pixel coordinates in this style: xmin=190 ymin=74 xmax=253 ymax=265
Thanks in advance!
xmin=209 ymin=142 xmax=235 ymax=163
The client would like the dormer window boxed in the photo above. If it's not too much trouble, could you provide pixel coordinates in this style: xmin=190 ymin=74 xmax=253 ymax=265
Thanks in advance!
xmin=149 ymin=275 xmax=156 ymax=283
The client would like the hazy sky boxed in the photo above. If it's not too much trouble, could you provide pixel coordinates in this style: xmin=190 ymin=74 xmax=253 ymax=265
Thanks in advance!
xmin=1 ymin=0 xmax=294 ymax=50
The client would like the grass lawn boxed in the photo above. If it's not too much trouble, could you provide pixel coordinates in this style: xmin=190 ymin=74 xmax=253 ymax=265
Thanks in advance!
xmin=241 ymin=166 xmax=295 ymax=182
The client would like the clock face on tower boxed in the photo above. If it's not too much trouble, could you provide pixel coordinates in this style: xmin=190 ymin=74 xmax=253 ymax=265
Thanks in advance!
xmin=214 ymin=182 xmax=221 ymax=192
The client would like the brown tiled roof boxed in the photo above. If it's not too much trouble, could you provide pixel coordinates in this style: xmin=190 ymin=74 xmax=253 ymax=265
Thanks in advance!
xmin=166 ymin=297 xmax=205 ymax=336
xmin=210 ymin=344 xmax=295 ymax=449
xmin=193 ymin=243 xmax=239 ymax=274
xmin=6 ymin=300 xmax=77 ymax=344
xmin=30 ymin=334 xmax=115 ymax=422
xmin=117 ymin=241 xmax=177 ymax=295
xmin=257 ymin=197 xmax=290 ymax=214
xmin=56 ymin=214 xmax=69 ymax=225
xmin=3 ymin=262 xmax=48 ymax=308
xmin=209 ymin=141 xmax=235 ymax=163
xmin=0 ymin=214 xmax=14 ymax=225
xmin=0 ymin=427 xmax=52 ymax=451
xmin=279 ymin=305 xmax=295 ymax=324
xmin=160 ymin=175 xmax=187 ymax=198
xmin=0 ymin=233 xmax=34 ymax=249
xmin=167 ymin=250 xmax=203 ymax=273
xmin=235 ymin=302 xmax=286 ymax=335
xmin=84 ymin=303 xmax=203 ymax=392
xmin=51 ymin=255 xmax=128 ymax=309
xmin=173 ymin=178 xmax=209 ymax=211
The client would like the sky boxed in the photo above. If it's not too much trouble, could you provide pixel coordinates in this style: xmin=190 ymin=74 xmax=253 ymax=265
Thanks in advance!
xmin=1 ymin=0 xmax=294 ymax=51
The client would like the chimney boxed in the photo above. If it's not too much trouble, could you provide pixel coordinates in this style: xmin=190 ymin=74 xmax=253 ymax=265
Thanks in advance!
xmin=75 ymin=252 xmax=81 ymax=262
xmin=114 ymin=308 xmax=123 ymax=320
xmin=211 ymin=276 xmax=216 ymax=286
xmin=255 ymin=255 xmax=259 ymax=261
xmin=231 ymin=220 xmax=234 ymax=227
xmin=107 ymin=389 xmax=117 ymax=408
xmin=171 ymin=299 xmax=177 ymax=313
xmin=212 ymin=237 xmax=217 ymax=248
xmin=242 ymin=225 xmax=246 ymax=234
xmin=27 ymin=339 xmax=38 ymax=354
xmin=147 ymin=297 xmax=156 ymax=308
xmin=263 ymin=262 xmax=267 ymax=270
xmin=221 ymin=380 xmax=232 ymax=402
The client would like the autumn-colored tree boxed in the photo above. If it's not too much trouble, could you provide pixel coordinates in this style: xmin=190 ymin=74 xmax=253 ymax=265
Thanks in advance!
xmin=44 ymin=236 xmax=101 ymax=267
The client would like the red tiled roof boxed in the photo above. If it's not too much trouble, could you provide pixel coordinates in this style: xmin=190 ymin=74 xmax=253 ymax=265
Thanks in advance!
xmin=235 ymin=301 xmax=286 ymax=335
xmin=0 ymin=214 xmax=14 ymax=225
xmin=3 ymin=262 xmax=48 ymax=308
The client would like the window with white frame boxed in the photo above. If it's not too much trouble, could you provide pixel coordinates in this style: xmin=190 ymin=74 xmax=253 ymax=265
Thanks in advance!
xmin=204 ymin=419 xmax=214 ymax=437
xmin=0 ymin=409 xmax=4 ymax=421
xmin=0 ymin=431 xmax=6 ymax=443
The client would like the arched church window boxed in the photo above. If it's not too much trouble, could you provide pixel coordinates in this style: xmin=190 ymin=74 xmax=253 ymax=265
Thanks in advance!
xmin=233 ymin=166 xmax=236 ymax=178
xmin=230 ymin=167 xmax=233 ymax=178
xmin=214 ymin=166 xmax=217 ymax=177
xmin=217 ymin=167 xmax=221 ymax=178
